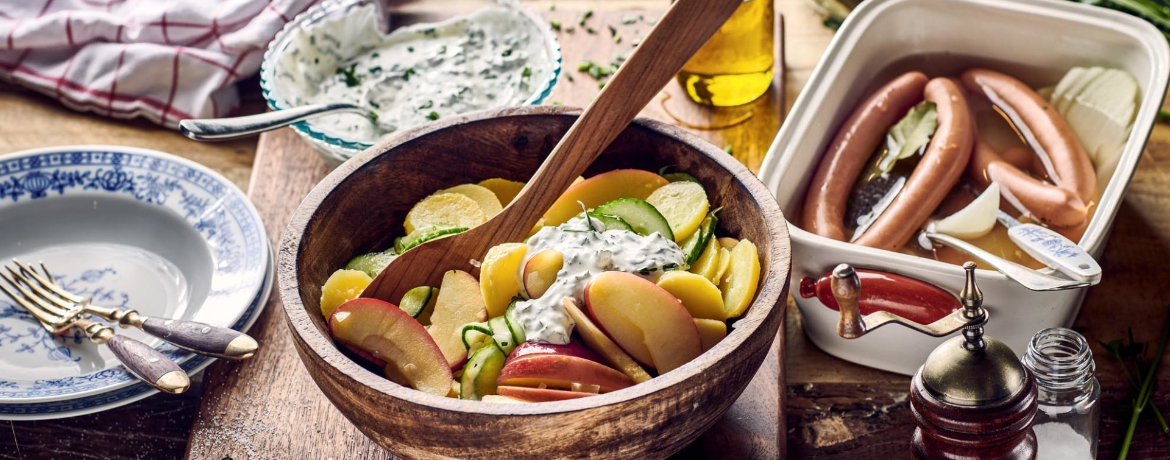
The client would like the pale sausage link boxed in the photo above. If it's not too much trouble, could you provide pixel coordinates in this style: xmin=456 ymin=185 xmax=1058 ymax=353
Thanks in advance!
xmin=853 ymin=78 xmax=975 ymax=251
xmin=968 ymin=139 xmax=1089 ymax=227
xmin=802 ymin=71 xmax=929 ymax=241
xmin=960 ymin=69 xmax=1097 ymax=205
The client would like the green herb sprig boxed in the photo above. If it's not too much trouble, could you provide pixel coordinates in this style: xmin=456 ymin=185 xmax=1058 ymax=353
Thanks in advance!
xmin=1102 ymin=304 xmax=1170 ymax=460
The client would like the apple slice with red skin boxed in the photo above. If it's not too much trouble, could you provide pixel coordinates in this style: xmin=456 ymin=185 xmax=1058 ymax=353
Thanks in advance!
xmin=585 ymin=271 xmax=703 ymax=374
xmin=342 ymin=343 xmax=387 ymax=368
xmin=497 ymin=385 xmax=598 ymax=402
xmin=507 ymin=340 xmax=604 ymax=364
xmin=329 ymin=298 xmax=453 ymax=396
xmin=497 ymin=354 xmax=634 ymax=393
xmin=522 ymin=248 xmax=563 ymax=299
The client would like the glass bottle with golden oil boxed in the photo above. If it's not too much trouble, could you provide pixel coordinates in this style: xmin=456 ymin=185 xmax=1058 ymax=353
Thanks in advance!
xmin=676 ymin=0 xmax=774 ymax=107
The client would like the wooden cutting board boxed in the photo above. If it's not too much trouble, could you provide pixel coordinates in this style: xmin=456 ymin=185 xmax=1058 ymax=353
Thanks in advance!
xmin=184 ymin=10 xmax=787 ymax=460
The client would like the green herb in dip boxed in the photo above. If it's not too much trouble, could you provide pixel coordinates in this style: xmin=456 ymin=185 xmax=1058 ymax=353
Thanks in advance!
xmin=275 ymin=5 xmax=553 ymax=143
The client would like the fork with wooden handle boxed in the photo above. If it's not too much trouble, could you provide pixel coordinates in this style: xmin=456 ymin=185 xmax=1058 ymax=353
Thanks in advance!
xmin=9 ymin=260 xmax=259 ymax=360
xmin=362 ymin=0 xmax=745 ymax=303
xmin=0 ymin=268 xmax=191 ymax=394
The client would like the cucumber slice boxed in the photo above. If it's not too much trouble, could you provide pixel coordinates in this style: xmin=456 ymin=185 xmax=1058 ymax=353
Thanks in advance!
xmin=344 ymin=250 xmax=397 ymax=278
xmin=460 ymin=344 xmax=506 ymax=400
xmin=488 ymin=316 xmax=516 ymax=355
xmin=680 ymin=207 xmax=721 ymax=265
xmin=594 ymin=198 xmax=674 ymax=240
xmin=663 ymin=172 xmax=700 ymax=184
xmin=461 ymin=322 xmax=493 ymax=352
xmin=586 ymin=212 xmax=634 ymax=232
xmin=504 ymin=298 xmax=526 ymax=345
xmin=399 ymin=286 xmax=435 ymax=319
xmin=397 ymin=225 xmax=469 ymax=253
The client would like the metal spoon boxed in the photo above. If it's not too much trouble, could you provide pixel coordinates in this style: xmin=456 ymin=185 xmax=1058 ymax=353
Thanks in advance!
xmin=178 ymin=102 xmax=377 ymax=141
xmin=918 ymin=229 xmax=1092 ymax=291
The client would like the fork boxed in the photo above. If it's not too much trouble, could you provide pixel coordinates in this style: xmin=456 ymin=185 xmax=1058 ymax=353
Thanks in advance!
xmin=4 ymin=260 xmax=259 ymax=360
xmin=0 ymin=266 xmax=191 ymax=394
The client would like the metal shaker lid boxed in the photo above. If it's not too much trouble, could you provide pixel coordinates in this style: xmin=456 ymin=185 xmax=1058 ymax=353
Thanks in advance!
xmin=919 ymin=262 xmax=1029 ymax=406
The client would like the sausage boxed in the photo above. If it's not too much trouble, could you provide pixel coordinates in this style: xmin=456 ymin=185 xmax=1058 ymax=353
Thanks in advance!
xmin=960 ymin=68 xmax=1097 ymax=204
xmin=968 ymin=139 xmax=1089 ymax=227
xmin=802 ymin=71 xmax=929 ymax=241
xmin=853 ymin=78 xmax=975 ymax=251
xmin=798 ymin=268 xmax=959 ymax=325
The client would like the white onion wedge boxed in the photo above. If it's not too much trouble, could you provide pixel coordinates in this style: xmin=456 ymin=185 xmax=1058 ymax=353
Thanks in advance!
xmin=933 ymin=183 xmax=1000 ymax=239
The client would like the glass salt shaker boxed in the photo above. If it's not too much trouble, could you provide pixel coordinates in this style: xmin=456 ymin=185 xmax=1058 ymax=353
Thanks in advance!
xmin=1021 ymin=327 xmax=1100 ymax=460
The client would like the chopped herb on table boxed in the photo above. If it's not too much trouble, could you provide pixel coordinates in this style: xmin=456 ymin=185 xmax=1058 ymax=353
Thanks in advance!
xmin=565 ymin=73 xmax=574 ymax=82
xmin=337 ymin=64 xmax=361 ymax=87
xmin=549 ymin=19 xmax=562 ymax=31
xmin=579 ymin=10 xmax=593 ymax=26
xmin=622 ymin=15 xmax=640 ymax=25
xmin=585 ymin=27 xmax=597 ymax=34
xmin=1102 ymin=304 xmax=1170 ymax=460
xmin=724 ymin=145 xmax=734 ymax=154
xmin=608 ymin=25 xmax=618 ymax=37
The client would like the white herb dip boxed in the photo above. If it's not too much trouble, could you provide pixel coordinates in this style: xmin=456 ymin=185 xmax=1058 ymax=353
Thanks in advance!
xmin=514 ymin=216 xmax=686 ymax=344
xmin=275 ymin=4 xmax=553 ymax=143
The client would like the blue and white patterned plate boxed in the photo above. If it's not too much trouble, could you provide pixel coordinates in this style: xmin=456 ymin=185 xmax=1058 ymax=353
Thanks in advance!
xmin=0 ymin=248 xmax=272 ymax=420
xmin=0 ymin=146 xmax=268 ymax=404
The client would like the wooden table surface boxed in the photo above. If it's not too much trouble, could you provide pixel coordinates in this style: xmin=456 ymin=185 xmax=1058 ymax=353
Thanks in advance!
xmin=2 ymin=0 xmax=1169 ymax=459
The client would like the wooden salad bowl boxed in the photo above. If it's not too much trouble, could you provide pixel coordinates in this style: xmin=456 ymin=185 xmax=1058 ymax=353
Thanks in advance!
xmin=278 ymin=105 xmax=790 ymax=460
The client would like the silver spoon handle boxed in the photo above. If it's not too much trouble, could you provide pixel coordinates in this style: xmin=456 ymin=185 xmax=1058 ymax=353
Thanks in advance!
xmin=922 ymin=232 xmax=1090 ymax=291
xmin=178 ymin=103 xmax=368 ymax=141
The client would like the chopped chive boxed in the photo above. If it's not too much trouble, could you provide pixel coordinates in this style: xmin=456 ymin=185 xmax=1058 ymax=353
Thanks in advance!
xmin=585 ymin=27 xmax=597 ymax=34
xmin=521 ymin=66 xmax=532 ymax=77
xmin=427 ymin=111 xmax=440 ymax=121
xmin=549 ymin=19 xmax=561 ymax=31
xmin=724 ymin=145 xmax=734 ymax=154
xmin=419 ymin=100 xmax=433 ymax=109
xmin=407 ymin=46 xmax=414 ymax=53
xmin=608 ymin=25 xmax=617 ymax=37
xmin=578 ymin=10 xmax=593 ymax=26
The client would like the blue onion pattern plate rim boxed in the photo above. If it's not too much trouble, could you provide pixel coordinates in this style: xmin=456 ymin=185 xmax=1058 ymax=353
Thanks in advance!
xmin=259 ymin=0 xmax=563 ymax=157
xmin=0 ymin=145 xmax=267 ymax=403
xmin=0 ymin=248 xmax=273 ymax=420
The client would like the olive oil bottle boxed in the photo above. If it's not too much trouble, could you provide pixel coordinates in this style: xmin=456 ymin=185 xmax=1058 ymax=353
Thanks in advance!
xmin=676 ymin=0 xmax=774 ymax=107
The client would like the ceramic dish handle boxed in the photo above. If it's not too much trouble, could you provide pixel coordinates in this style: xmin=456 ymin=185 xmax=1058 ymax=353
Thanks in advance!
xmin=105 ymin=334 xmax=191 ymax=394
xmin=138 ymin=317 xmax=259 ymax=360
xmin=922 ymin=231 xmax=1091 ymax=291
xmin=178 ymin=102 xmax=369 ymax=140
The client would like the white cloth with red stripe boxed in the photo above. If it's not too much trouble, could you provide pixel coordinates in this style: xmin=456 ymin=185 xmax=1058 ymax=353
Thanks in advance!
xmin=0 ymin=0 xmax=319 ymax=128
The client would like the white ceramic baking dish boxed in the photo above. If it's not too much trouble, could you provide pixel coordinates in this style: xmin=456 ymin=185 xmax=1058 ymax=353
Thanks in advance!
xmin=758 ymin=0 xmax=1169 ymax=375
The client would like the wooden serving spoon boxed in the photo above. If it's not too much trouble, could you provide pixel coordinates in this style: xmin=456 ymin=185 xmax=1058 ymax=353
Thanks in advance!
xmin=363 ymin=0 xmax=744 ymax=303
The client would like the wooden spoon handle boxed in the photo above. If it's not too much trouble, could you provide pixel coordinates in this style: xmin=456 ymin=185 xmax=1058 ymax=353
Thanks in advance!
xmin=497 ymin=0 xmax=745 ymax=237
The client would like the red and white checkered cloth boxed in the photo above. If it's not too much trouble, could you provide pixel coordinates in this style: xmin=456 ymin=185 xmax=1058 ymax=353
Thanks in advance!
xmin=0 ymin=0 xmax=320 ymax=128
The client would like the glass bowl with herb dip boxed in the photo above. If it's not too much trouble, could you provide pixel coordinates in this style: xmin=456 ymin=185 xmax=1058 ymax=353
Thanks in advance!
xmin=261 ymin=0 xmax=562 ymax=166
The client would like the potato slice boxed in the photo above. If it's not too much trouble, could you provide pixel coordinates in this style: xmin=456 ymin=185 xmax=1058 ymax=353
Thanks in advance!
xmin=477 ymin=178 xmax=526 ymax=205
xmin=689 ymin=236 xmax=722 ymax=282
xmin=719 ymin=240 xmax=761 ymax=318
xmin=429 ymin=270 xmax=489 ymax=367
xmin=656 ymin=271 xmax=726 ymax=320
xmin=404 ymin=193 xmax=486 ymax=234
xmin=646 ymin=181 xmax=709 ymax=243
xmin=319 ymin=269 xmax=373 ymax=318
xmin=440 ymin=183 xmax=503 ymax=218
xmin=480 ymin=243 xmax=527 ymax=318
xmin=693 ymin=318 xmax=727 ymax=352
xmin=712 ymin=247 xmax=732 ymax=285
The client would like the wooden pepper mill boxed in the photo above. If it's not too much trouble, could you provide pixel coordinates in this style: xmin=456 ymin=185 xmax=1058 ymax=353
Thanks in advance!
xmin=830 ymin=262 xmax=1038 ymax=459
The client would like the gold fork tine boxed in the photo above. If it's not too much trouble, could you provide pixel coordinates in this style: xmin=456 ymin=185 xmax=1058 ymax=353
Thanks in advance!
xmin=14 ymin=260 xmax=85 ymax=305
xmin=3 ymin=265 xmax=74 ymax=316
xmin=0 ymin=273 xmax=67 ymax=332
